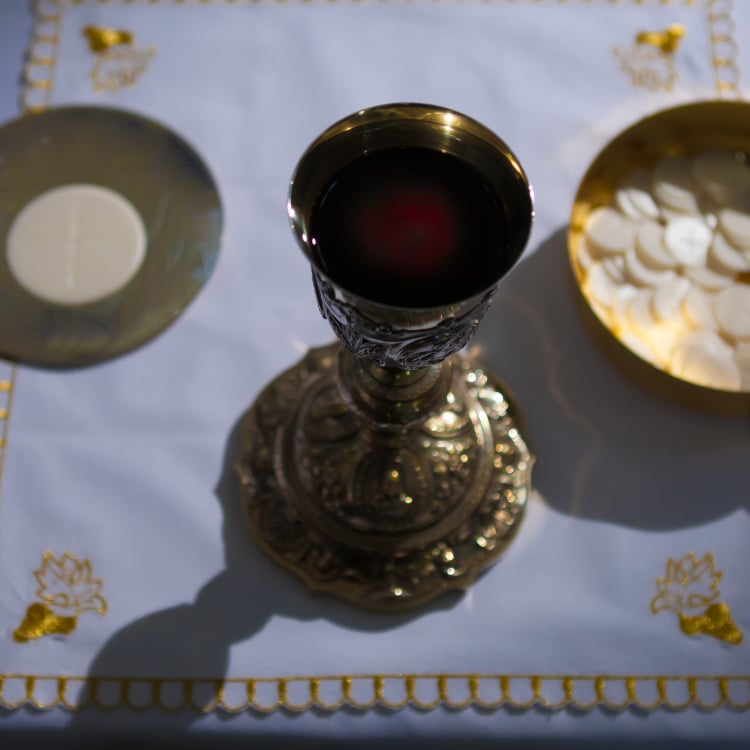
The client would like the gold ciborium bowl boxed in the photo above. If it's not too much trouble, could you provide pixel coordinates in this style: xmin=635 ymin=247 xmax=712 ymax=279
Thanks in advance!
xmin=569 ymin=101 xmax=750 ymax=414
xmin=237 ymin=104 xmax=534 ymax=611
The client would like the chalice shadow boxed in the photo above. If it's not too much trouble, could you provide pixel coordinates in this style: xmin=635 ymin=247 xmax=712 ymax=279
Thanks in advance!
xmin=63 ymin=103 xmax=535 ymax=740
xmin=62 ymin=411 xmax=459 ymax=743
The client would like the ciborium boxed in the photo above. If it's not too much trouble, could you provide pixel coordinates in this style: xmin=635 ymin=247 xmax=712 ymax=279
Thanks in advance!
xmin=237 ymin=104 xmax=534 ymax=611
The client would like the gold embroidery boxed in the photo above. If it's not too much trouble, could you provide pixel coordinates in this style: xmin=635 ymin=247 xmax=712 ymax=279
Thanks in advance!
xmin=708 ymin=0 xmax=742 ymax=97
xmin=82 ymin=25 xmax=156 ymax=93
xmin=13 ymin=552 xmax=108 ymax=643
xmin=636 ymin=23 xmax=686 ymax=54
xmin=679 ymin=603 xmax=744 ymax=645
xmin=613 ymin=23 xmax=686 ymax=92
xmin=651 ymin=552 xmax=743 ymax=645
xmin=12 ymin=603 xmax=77 ymax=643
xmin=23 ymin=0 xmax=62 ymax=113
xmin=0 ymin=673 xmax=749 ymax=712
xmin=12 ymin=0 xmax=746 ymax=718
xmin=0 ymin=365 xmax=16 ymax=508
xmin=83 ymin=25 xmax=133 ymax=52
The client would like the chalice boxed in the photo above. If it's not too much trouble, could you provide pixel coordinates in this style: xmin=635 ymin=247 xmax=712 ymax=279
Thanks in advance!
xmin=237 ymin=104 xmax=534 ymax=611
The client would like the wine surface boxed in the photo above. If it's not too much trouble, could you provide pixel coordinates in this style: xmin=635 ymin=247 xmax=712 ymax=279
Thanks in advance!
xmin=310 ymin=147 xmax=508 ymax=307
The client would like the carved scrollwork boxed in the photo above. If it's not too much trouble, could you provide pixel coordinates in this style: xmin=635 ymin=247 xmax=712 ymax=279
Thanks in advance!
xmin=237 ymin=344 xmax=532 ymax=612
xmin=313 ymin=272 xmax=495 ymax=370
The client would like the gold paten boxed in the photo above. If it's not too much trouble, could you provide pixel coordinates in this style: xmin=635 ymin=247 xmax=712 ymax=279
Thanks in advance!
xmin=237 ymin=104 xmax=534 ymax=611
xmin=0 ymin=107 xmax=222 ymax=368
xmin=568 ymin=100 xmax=750 ymax=415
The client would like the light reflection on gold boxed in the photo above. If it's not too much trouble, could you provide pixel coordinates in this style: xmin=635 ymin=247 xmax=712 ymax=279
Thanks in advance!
xmin=83 ymin=25 xmax=133 ymax=53
xmin=635 ymin=24 xmax=686 ymax=54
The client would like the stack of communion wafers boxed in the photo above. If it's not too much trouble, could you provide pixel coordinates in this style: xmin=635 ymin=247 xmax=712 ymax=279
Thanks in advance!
xmin=579 ymin=150 xmax=750 ymax=392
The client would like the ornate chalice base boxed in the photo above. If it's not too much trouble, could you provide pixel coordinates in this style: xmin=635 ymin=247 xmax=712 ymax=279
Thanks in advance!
xmin=236 ymin=343 xmax=532 ymax=612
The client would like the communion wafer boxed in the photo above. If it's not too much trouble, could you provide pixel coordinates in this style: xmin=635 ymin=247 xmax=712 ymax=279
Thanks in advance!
xmin=682 ymin=285 xmax=718 ymax=330
xmin=625 ymin=249 xmax=676 ymax=287
xmin=713 ymin=285 xmax=750 ymax=340
xmin=683 ymin=264 xmax=735 ymax=291
xmin=659 ymin=206 xmax=701 ymax=224
xmin=717 ymin=207 xmax=750 ymax=251
xmin=615 ymin=187 xmax=643 ymax=221
xmin=612 ymin=284 xmax=638 ymax=323
xmin=635 ymin=220 xmax=679 ymax=270
xmin=647 ymin=323 xmax=684 ymax=367
xmin=628 ymin=289 xmax=657 ymax=332
xmin=663 ymin=216 xmax=712 ymax=266
xmin=586 ymin=261 xmax=619 ymax=308
xmin=671 ymin=336 xmax=741 ymax=390
xmin=651 ymin=276 xmax=691 ymax=323
xmin=615 ymin=169 xmax=660 ymax=220
xmin=708 ymin=230 xmax=750 ymax=274
xmin=653 ymin=155 xmax=700 ymax=214
xmin=602 ymin=254 xmax=626 ymax=284
xmin=577 ymin=149 xmax=750 ymax=391
xmin=585 ymin=207 xmax=636 ymax=255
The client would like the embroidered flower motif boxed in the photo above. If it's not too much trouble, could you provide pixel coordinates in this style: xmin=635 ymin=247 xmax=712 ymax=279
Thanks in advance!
xmin=13 ymin=552 xmax=108 ymax=643
xmin=83 ymin=25 xmax=156 ymax=93
xmin=613 ymin=24 xmax=685 ymax=92
xmin=651 ymin=552 xmax=721 ymax=615
xmin=651 ymin=552 xmax=742 ymax=646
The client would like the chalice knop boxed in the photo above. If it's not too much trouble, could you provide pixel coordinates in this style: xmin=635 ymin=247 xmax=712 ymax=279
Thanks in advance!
xmin=237 ymin=104 xmax=534 ymax=611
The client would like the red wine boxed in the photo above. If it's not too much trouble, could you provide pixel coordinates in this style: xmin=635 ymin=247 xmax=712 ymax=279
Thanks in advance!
xmin=310 ymin=147 xmax=508 ymax=308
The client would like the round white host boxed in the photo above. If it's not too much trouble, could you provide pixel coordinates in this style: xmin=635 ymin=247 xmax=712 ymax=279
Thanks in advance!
xmin=664 ymin=216 xmax=712 ymax=266
xmin=584 ymin=207 xmax=635 ymax=256
xmin=714 ymin=285 xmax=750 ymax=340
xmin=6 ymin=183 xmax=147 ymax=305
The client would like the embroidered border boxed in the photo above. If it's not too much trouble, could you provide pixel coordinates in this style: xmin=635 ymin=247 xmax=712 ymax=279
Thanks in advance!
xmin=708 ymin=0 xmax=743 ymax=97
xmin=7 ymin=0 xmax=747 ymax=716
xmin=59 ymin=0 xmax=705 ymax=8
xmin=1 ymin=673 xmax=749 ymax=712
xmin=22 ymin=0 xmax=62 ymax=113
xmin=0 ymin=364 xmax=16 ymax=509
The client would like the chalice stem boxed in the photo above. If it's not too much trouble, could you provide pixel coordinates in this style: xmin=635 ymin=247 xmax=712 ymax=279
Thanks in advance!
xmin=337 ymin=350 xmax=453 ymax=430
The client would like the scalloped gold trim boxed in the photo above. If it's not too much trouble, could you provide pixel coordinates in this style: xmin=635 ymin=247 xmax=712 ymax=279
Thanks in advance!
xmin=708 ymin=0 xmax=742 ymax=97
xmin=0 ymin=362 xmax=16 ymax=513
xmin=8 ymin=0 xmax=745 ymax=717
xmin=22 ymin=0 xmax=62 ymax=114
xmin=61 ymin=0 xmax=705 ymax=8
xmin=0 ymin=674 xmax=749 ymax=712
xmin=0 ymin=364 xmax=16 ymax=487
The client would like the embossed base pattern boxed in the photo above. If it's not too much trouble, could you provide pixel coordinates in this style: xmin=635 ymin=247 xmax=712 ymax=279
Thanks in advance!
xmin=237 ymin=343 xmax=532 ymax=612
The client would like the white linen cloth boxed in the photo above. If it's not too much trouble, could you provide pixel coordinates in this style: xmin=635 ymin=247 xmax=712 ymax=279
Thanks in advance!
xmin=1 ymin=0 xmax=749 ymax=741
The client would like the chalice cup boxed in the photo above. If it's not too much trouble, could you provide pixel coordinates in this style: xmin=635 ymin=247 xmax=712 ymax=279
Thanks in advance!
xmin=237 ymin=104 xmax=534 ymax=612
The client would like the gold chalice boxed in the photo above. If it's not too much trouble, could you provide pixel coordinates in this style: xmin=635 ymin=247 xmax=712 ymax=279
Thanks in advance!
xmin=237 ymin=104 xmax=534 ymax=611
